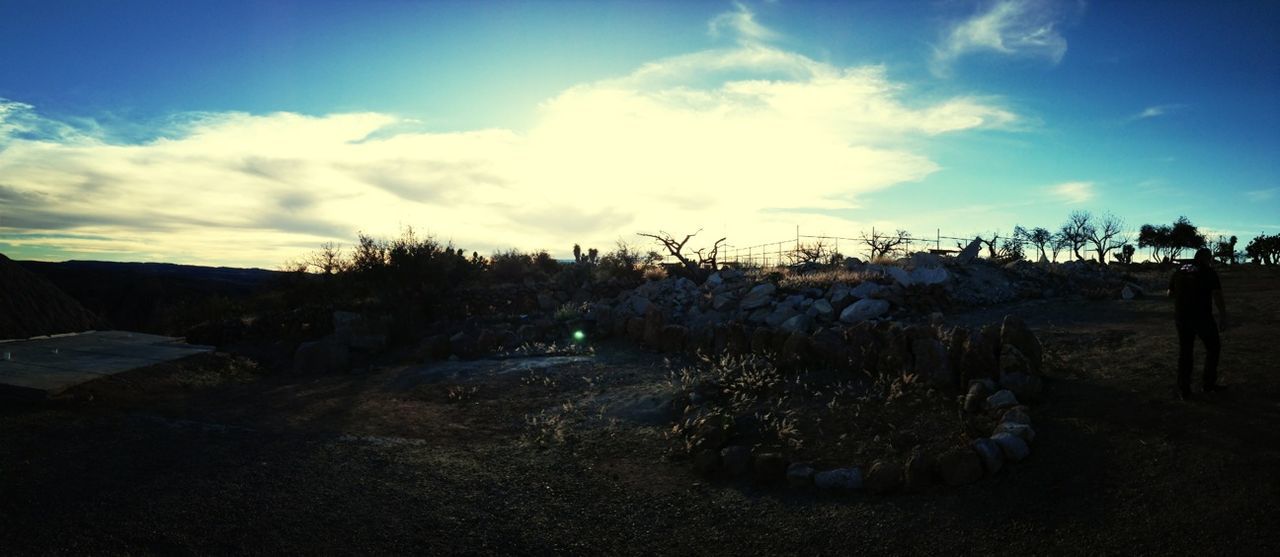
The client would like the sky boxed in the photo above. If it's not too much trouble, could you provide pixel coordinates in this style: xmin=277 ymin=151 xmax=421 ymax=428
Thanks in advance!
xmin=1 ymin=0 xmax=1277 ymax=268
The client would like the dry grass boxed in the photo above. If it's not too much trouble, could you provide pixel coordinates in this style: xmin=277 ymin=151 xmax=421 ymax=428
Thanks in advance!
xmin=775 ymin=267 xmax=879 ymax=290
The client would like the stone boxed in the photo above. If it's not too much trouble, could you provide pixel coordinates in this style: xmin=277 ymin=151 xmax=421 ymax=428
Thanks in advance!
xmin=904 ymin=450 xmax=934 ymax=491
xmin=864 ymin=459 xmax=904 ymax=494
xmin=739 ymin=283 xmax=777 ymax=311
xmin=693 ymin=449 xmax=720 ymax=476
xmin=811 ymin=299 xmax=834 ymax=321
xmin=887 ymin=266 xmax=913 ymax=287
xmin=1121 ymin=285 xmax=1136 ymax=300
xmin=1000 ymin=315 xmax=1043 ymax=375
xmin=961 ymin=329 xmax=1000 ymax=384
xmin=840 ymin=299 xmax=890 ymax=324
xmin=936 ymin=448 xmax=983 ymax=486
xmin=971 ymin=437 xmax=1005 ymax=475
xmin=643 ymin=306 xmax=665 ymax=347
xmin=753 ymin=453 xmax=789 ymax=483
xmin=712 ymin=292 xmax=737 ymax=311
xmin=293 ymin=337 xmax=350 ymax=375
xmin=720 ymin=446 xmax=751 ymax=477
xmin=911 ymin=266 xmax=950 ymax=286
xmin=991 ymin=432 xmax=1030 ymax=461
xmin=625 ymin=317 xmax=645 ymax=341
xmin=828 ymin=285 xmax=854 ymax=312
xmin=999 ymin=371 xmax=1044 ymax=402
xmin=725 ymin=323 xmax=750 ymax=355
xmin=993 ymin=421 xmax=1036 ymax=443
xmin=765 ymin=305 xmax=801 ymax=328
xmin=628 ymin=295 xmax=651 ymax=316
xmin=849 ymin=281 xmax=887 ymax=300
xmin=957 ymin=237 xmax=983 ymax=264
xmin=999 ymin=345 xmax=1031 ymax=375
xmin=705 ymin=272 xmax=724 ymax=288
xmin=780 ymin=331 xmax=810 ymax=366
xmin=786 ymin=462 xmax=816 ymax=487
xmin=814 ymin=467 xmax=864 ymax=490
xmin=750 ymin=327 xmax=774 ymax=355
xmin=808 ymin=327 xmax=849 ymax=369
xmin=986 ymin=389 xmax=1019 ymax=410
xmin=999 ymin=407 xmax=1032 ymax=426
xmin=779 ymin=314 xmax=812 ymax=334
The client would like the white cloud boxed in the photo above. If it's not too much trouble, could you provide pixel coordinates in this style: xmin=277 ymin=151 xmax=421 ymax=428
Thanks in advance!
xmin=1129 ymin=103 xmax=1185 ymax=121
xmin=933 ymin=0 xmax=1072 ymax=73
xmin=1244 ymin=188 xmax=1278 ymax=202
xmin=1047 ymin=181 xmax=1095 ymax=203
xmin=708 ymin=2 xmax=779 ymax=45
xmin=0 ymin=8 xmax=1018 ymax=268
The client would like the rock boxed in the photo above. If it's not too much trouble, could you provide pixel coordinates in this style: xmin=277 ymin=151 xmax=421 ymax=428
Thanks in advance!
xmin=971 ymin=437 xmax=1004 ymax=475
xmin=643 ymin=306 xmax=665 ymax=347
xmin=1000 ymin=315 xmax=1043 ymax=375
xmin=779 ymin=314 xmax=812 ymax=334
xmin=750 ymin=327 xmax=774 ymax=355
xmin=936 ymin=448 xmax=983 ymax=486
xmin=991 ymin=432 xmax=1031 ymax=461
xmin=849 ymin=281 xmax=887 ymax=299
xmin=712 ymin=292 xmax=737 ymax=311
xmin=986 ymin=389 xmax=1019 ymax=410
xmin=993 ymin=421 xmax=1036 ymax=443
xmin=720 ymin=446 xmax=751 ymax=477
xmin=864 ymin=460 xmax=904 ymax=494
xmin=693 ymin=449 xmax=720 ymax=476
xmin=1121 ymin=285 xmax=1136 ymax=300
xmin=840 ymin=299 xmax=890 ymax=324
xmin=293 ymin=337 xmax=351 ymax=375
xmin=628 ymin=295 xmax=651 ymax=316
xmin=999 ymin=345 xmax=1030 ymax=375
xmin=739 ymin=283 xmax=777 ymax=311
xmin=811 ymin=299 xmax=834 ymax=321
xmin=625 ymin=317 xmax=645 ymax=341
xmin=911 ymin=338 xmax=952 ymax=387
xmin=911 ymin=266 xmax=950 ymax=285
xmin=725 ymin=323 xmax=750 ymax=355
xmin=814 ymin=467 xmax=864 ymax=490
xmin=828 ymin=285 xmax=854 ymax=312
xmin=765 ymin=305 xmax=800 ymax=328
xmin=659 ymin=324 xmax=688 ymax=353
xmin=999 ymin=406 xmax=1032 ymax=426
xmin=904 ymin=450 xmax=934 ymax=491
xmin=961 ymin=329 xmax=1000 ymax=384
xmin=786 ymin=462 xmax=816 ymax=487
xmin=957 ymin=237 xmax=983 ymax=264
xmin=705 ymin=272 xmax=724 ymax=288
xmin=753 ymin=453 xmax=789 ymax=483
xmin=888 ymin=266 xmax=913 ymax=287
xmin=780 ymin=331 xmax=810 ymax=366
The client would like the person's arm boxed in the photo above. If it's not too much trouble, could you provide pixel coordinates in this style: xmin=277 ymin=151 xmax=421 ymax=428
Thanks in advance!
xmin=1213 ymin=289 xmax=1228 ymax=330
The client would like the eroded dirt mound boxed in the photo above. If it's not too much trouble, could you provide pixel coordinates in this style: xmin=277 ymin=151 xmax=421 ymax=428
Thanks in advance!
xmin=0 ymin=253 xmax=105 ymax=340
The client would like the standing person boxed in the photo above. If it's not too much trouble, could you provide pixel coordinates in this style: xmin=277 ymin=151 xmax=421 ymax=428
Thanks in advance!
xmin=1167 ymin=247 xmax=1229 ymax=400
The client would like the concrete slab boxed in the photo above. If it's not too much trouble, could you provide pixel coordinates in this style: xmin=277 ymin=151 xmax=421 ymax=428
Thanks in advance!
xmin=0 ymin=331 xmax=212 ymax=396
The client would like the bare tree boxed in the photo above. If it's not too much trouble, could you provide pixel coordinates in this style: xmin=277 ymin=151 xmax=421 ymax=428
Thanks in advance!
xmin=1049 ymin=232 xmax=1070 ymax=262
xmin=978 ymin=231 xmax=1001 ymax=258
xmin=307 ymin=242 xmax=346 ymax=275
xmin=1019 ymin=226 xmax=1053 ymax=261
xmin=637 ymin=229 xmax=725 ymax=274
xmin=861 ymin=229 xmax=910 ymax=260
xmin=1085 ymin=212 xmax=1125 ymax=264
xmin=787 ymin=238 xmax=838 ymax=266
xmin=1061 ymin=211 xmax=1094 ymax=261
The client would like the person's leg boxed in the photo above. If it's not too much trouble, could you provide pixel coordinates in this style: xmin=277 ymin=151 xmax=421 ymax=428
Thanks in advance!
xmin=1176 ymin=320 xmax=1195 ymax=397
xmin=1201 ymin=316 xmax=1222 ymax=389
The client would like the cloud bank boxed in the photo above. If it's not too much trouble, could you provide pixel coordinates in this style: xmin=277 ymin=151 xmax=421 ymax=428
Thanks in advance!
xmin=0 ymin=6 xmax=1017 ymax=267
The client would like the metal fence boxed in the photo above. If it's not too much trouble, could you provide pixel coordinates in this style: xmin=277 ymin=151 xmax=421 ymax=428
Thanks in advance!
xmin=712 ymin=227 xmax=980 ymax=268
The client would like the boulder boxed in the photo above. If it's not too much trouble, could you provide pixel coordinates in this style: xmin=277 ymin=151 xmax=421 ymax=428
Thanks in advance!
xmin=971 ymin=437 xmax=1005 ymax=475
xmin=643 ymin=306 xmax=665 ymax=346
xmin=293 ymin=337 xmax=351 ymax=375
xmin=739 ymin=283 xmax=777 ymax=311
xmin=712 ymin=292 xmax=737 ymax=311
xmin=811 ymin=299 xmax=835 ymax=321
xmin=840 ymin=299 xmax=890 ymax=324
xmin=849 ymin=281 xmax=887 ymax=299
xmin=625 ymin=317 xmax=645 ymax=341
xmin=999 ymin=345 xmax=1031 ymax=375
xmin=911 ymin=266 xmax=950 ymax=286
xmin=999 ymin=406 xmax=1032 ymax=426
xmin=765 ymin=305 xmax=801 ymax=328
xmin=814 ymin=467 xmax=864 ymax=490
xmin=986 ymin=389 xmax=1019 ymax=410
xmin=993 ymin=421 xmax=1036 ymax=443
xmin=991 ymin=432 xmax=1031 ymax=461
xmin=828 ymin=285 xmax=854 ymax=312
xmin=999 ymin=371 xmax=1044 ymax=402
xmin=887 ymin=266 xmax=913 ymax=287
xmin=753 ymin=453 xmax=789 ymax=483
xmin=720 ymin=446 xmax=751 ymax=477
xmin=911 ymin=252 xmax=943 ymax=268
xmin=780 ymin=331 xmax=810 ymax=366
xmin=961 ymin=329 xmax=1000 ymax=384
xmin=1000 ymin=315 xmax=1043 ymax=374
xmin=936 ymin=448 xmax=983 ymax=486
xmin=750 ymin=327 xmax=774 ymax=355
xmin=864 ymin=460 xmax=904 ymax=494
xmin=786 ymin=462 xmax=816 ymax=487
xmin=957 ymin=237 xmax=983 ymax=264
xmin=779 ymin=314 xmax=812 ymax=334
xmin=725 ymin=323 xmax=750 ymax=355
xmin=705 ymin=272 xmax=724 ymax=288
xmin=659 ymin=325 xmax=688 ymax=353
xmin=808 ymin=327 xmax=849 ymax=369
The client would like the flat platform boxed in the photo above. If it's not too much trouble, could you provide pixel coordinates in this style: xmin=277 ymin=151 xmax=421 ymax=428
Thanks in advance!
xmin=0 ymin=331 xmax=212 ymax=396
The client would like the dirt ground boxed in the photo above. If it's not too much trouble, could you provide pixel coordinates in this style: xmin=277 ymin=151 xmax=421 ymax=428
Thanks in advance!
xmin=2 ymin=266 xmax=1278 ymax=555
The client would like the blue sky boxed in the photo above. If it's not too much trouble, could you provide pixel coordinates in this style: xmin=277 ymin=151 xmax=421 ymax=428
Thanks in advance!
xmin=1 ymin=0 xmax=1277 ymax=266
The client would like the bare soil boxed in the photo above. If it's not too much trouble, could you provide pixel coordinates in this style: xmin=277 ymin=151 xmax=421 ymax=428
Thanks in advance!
xmin=2 ymin=266 xmax=1278 ymax=555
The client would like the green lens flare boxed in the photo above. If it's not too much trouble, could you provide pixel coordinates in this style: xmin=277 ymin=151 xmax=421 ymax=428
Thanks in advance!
xmin=573 ymin=330 xmax=585 ymax=341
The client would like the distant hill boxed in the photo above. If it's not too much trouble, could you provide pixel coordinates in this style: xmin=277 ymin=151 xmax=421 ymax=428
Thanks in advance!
xmin=19 ymin=260 xmax=284 ymax=335
xmin=0 ymin=253 xmax=106 ymax=340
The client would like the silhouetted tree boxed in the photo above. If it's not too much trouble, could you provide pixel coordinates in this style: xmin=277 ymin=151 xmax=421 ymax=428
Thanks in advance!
xmin=1085 ymin=212 xmax=1125 ymax=264
xmin=1245 ymin=233 xmax=1280 ymax=265
xmin=1115 ymin=244 xmax=1136 ymax=264
xmin=1048 ymin=232 xmax=1069 ymax=262
xmin=638 ymin=229 xmax=725 ymax=276
xmin=860 ymin=229 xmax=910 ymax=260
xmin=1214 ymin=235 xmax=1238 ymax=265
xmin=1019 ymin=226 xmax=1052 ymax=261
xmin=1061 ymin=211 xmax=1094 ymax=261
